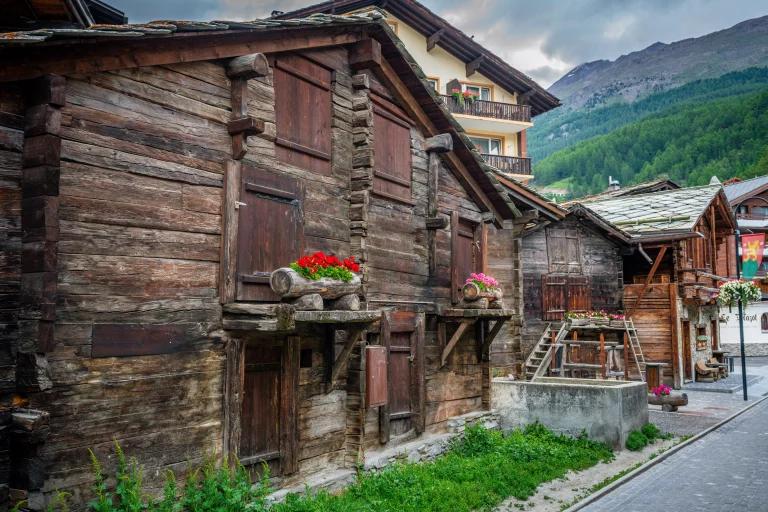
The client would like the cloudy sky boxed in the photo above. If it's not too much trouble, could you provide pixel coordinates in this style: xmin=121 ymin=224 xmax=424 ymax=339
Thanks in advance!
xmin=108 ymin=0 xmax=767 ymax=87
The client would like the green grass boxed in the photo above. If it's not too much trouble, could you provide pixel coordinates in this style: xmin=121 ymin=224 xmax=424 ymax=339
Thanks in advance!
xmin=272 ymin=423 xmax=614 ymax=512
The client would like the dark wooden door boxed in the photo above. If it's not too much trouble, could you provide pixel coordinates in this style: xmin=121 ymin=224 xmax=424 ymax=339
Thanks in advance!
xmin=380 ymin=311 xmax=425 ymax=443
xmin=236 ymin=166 xmax=304 ymax=301
xmin=681 ymin=320 xmax=692 ymax=380
xmin=451 ymin=213 xmax=485 ymax=303
xmin=240 ymin=345 xmax=281 ymax=471
xmin=388 ymin=332 xmax=413 ymax=437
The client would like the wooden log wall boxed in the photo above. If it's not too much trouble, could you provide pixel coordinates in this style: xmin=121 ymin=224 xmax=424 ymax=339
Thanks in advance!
xmin=486 ymin=220 xmax=525 ymax=376
xmin=358 ymin=70 xmax=494 ymax=449
xmin=519 ymin=217 xmax=623 ymax=370
xmin=0 ymin=82 xmax=24 ymax=508
xmin=0 ymin=83 xmax=24 ymax=405
xmin=30 ymin=61 xmax=242 ymax=503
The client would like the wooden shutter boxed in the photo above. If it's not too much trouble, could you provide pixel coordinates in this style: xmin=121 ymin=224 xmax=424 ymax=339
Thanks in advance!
xmin=274 ymin=54 xmax=332 ymax=175
xmin=567 ymin=275 xmax=591 ymax=313
xmin=541 ymin=274 xmax=566 ymax=320
xmin=379 ymin=311 xmax=425 ymax=443
xmin=236 ymin=166 xmax=304 ymax=301
xmin=547 ymin=228 xmax=581 ymax=273
xmin=450 ymin=212 xmax=484 ymax=303
xmin=372 ymin=96 xmax=413 ymax=203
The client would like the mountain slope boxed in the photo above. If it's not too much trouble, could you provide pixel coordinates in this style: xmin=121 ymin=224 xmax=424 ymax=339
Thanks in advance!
xmin=528 ymin=67 xmax=768 ymax=163
xmin=549 ymin=15 xmax=768 ymax=109
xmin=532 ymin=87 xmax=768 ymax=198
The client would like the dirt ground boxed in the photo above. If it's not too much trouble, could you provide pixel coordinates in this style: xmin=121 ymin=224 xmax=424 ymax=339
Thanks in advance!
xmin=494 ymin=437 xmax=679 ymax=511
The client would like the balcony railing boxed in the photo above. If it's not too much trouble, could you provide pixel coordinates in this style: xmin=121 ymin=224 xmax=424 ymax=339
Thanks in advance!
xmin=481 ymin=154 xmax=532 ymax=175
xmin=440 ymin=95 xmax=531 ymax=123
xmin=736 ymin=213 xmax=768 ymax=221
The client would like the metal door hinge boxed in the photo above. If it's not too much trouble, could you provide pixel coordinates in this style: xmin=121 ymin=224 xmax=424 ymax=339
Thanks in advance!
xmin=235 ymin=201 xmax=247 ymax=209
xmin=408 ymin=355 xmax=415 ymax=362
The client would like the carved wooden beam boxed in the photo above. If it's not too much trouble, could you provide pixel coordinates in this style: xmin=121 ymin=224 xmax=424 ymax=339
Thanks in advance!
xmin=427 ymin=28 xmax=445 ymax=52
xmin=425 ymin=133 xmax=453 ymax=154
xmin=226 ymin=53 xmax=268 ymax=160
xmin=349 ymin=39 xmax=382 ymax=72
xmin=518 ymin=89 xmax=534 ymax=104
xmin=479 ymin=319 xmax=506 ymax=361
xmin=426 ymin=216 xmax=449 ymax=230
xmin=466 ymin=55 xmax=485 ymax=77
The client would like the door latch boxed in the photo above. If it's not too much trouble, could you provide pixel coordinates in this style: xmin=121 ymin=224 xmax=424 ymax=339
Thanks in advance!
xmin=408 ymin=355 xmax=415 ymax=362
xmin=235 ymin=201 xmax=247 ymax=209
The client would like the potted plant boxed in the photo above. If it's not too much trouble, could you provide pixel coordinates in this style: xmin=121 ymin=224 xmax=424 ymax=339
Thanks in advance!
xmin=450 ymin=88 xmax=479 ymax=107
xmin=270 ymin=252 xmax=362 ymax=299
xmin=609 ymin=313 xmax=626 ymax=327
xmin=713 ymin=279 xmax=761 ymax=310
xmin=564 ymin=311 xmax=589 ymax=326
xmin=649 ymin=385 xmax=671 ymax=397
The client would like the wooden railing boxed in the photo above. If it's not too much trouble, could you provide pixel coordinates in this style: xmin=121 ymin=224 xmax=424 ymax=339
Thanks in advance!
xmin=481 ymin=154 xmax=532 ymax=175
xmin=440 ymin=95 xmax=531 ymax=123
xmin=736 ymin=213 xmax=768 ymax=221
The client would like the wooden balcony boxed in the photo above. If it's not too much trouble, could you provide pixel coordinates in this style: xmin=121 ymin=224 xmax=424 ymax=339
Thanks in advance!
xmin=440 ymin=95 xmax=531 ymax=123
xmin=736 ymin=213 xmax=768 ymax=220
xmin=481 ymin=154 xmax=532 ymax=175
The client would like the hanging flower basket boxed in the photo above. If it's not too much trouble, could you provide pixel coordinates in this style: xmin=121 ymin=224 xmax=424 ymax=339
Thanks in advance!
xmin=713 ymin=279 xmax=761 ymax=310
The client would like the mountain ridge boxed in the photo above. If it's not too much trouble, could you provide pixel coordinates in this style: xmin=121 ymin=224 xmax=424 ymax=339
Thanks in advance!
xmin=549 ymin=14 xmax=768 ymax=109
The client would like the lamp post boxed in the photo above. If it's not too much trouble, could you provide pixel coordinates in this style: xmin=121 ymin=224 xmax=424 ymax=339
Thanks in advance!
xmin=733 ymin=229 xmax=748 ymax=401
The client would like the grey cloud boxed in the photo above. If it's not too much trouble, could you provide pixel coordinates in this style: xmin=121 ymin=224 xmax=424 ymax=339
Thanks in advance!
xmin=107 ymin=0 xmax=767 ymax=86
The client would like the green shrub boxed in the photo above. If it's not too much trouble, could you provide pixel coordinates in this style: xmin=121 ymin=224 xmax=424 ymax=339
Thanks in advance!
xmin=626 ymin=430 xmax=649 ymax=451
xmin=641 ymin=423 xmax=660 ymax=443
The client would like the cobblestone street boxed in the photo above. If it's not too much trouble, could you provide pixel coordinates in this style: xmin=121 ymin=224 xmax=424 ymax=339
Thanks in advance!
xmin=582 ymin=397 xmax=768 ymax=512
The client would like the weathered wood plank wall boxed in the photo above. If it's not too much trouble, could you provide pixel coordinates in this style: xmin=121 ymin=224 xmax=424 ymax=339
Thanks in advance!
xmin=36 ymin=62 xmax=233 ymax=502
xmin=0 ymin=83 xmax=24 ymax=402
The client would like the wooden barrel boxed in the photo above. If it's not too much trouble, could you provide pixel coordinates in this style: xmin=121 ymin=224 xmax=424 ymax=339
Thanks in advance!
xmin=461 ymin=282 xmax=503 ymax=301
xmin=270 ymin=268 xmax=362 ymax=298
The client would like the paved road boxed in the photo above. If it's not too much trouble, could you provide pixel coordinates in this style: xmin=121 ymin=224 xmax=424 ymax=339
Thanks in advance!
xmin=582 ymin=397 xmax=768 ymax=512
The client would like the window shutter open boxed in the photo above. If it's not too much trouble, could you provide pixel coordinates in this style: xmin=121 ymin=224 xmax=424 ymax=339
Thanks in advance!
xmin=274 ymin=54 xmax=332 ymax=175
xmin=372 ymin=96 xmax=413 ymax=203
xmin=236 ymin=166 xmax=304 ymax=302
xmin=541 ymin=275 xmax=566 ymax=320
xmin=566 ymin=275 xmax=591 ymax=313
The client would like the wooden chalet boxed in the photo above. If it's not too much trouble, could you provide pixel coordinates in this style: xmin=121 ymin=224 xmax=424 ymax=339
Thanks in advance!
xmin=0 ymin=5 xmax=561 ymax=508
xmin=576 ymin=185 xmax=736 ymax=388
xmin=512 ymin=203 xmax=630 ymax=380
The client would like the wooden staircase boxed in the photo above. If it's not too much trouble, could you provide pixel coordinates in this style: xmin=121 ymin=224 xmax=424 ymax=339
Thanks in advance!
xmin=524 ymin=319 xmax=646 ymax=381
xmin=524 ymin=323 xmax=567 ymax=381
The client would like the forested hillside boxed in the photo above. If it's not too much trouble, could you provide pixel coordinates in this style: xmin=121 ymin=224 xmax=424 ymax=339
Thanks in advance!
xmin=532 ymin=85 xmax=768 ymax=198
xmin=528 ymin=67 xmax=768 ymax=163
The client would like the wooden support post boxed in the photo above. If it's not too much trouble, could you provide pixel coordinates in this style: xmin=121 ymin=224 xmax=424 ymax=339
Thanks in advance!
xmin=379 ymin=313 xmax=391 ymax=444
xmin=710 ymin=205 xmax=717 ymax=271
xmin=224 ymin=338 xmax=244 ymax=464
xmin=440 ymin=320 xmax=473 ymax=368
xmin=628 ymin=245 xmax=668 ymax=318
xmin=348 ymin=39 xmax=382 ymax=71
xmin=226 ymin=53 xmax=269 ymax=160
xmin=480 ymin=319 xmax=505 ymax=361
xmin=450 ymin=211 xmax=460 ymax=303
xmin=280 ymin=335 xmax=300 ymax=475
xmin=600 ymin=332 xmax=606 ymax=379
xmin=220 ymin=161 xmax=241 ymax=303
xmin=669 ymin=284 xmax=680 ymax=386
xmin=328 ymin=325 xmax=367 ymax=392
xmin=624 ymin=332 xmax=629 ymax=381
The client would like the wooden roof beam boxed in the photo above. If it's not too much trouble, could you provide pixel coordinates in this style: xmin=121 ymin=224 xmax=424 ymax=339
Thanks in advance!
xmin=426 ymin=28 xmax=444 ymax=52
xmin=466 ymin=55 xmax=484 ymax=77
xmin=628 ymin=245 xmax=667 ymax=318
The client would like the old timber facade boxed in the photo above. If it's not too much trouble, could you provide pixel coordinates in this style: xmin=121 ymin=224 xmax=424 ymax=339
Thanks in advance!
xmin=0 ymin=6 xmax=561 ymax=509
xmin=276 ymin=0 xmax=561 ymax=183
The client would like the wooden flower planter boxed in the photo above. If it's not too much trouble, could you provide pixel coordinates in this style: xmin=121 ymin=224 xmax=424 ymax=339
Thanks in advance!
xmin=647 ymin=392 xmax=688 ymax=412
xmin=457 ymin=282 xmax=504 ymax=310
xmin=270 ymin=268 xmax=362 ymax=311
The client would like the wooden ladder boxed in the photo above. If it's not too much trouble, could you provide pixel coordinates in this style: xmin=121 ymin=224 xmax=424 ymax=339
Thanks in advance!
xmin=526 ymin=323 xmax=568 ymax=381
xmin=624 ymin=318 xmax=646 ymax=381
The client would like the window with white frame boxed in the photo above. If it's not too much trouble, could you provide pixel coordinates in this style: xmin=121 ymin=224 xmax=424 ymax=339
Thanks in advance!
xmin=463 ymin=84 xmax=491 ymax=101
xmin=467 ymin=136 xmax=502 ymax=155
xmin=426 ymin=78 xmax=438 ymax=92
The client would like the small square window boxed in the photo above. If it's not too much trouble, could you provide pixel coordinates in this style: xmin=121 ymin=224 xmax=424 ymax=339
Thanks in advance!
xmin=300 ymin=348 xmax=313 ymax=368
xmin=464 ymin=85 xmax=491 ymax=101
xmin=427 ymin=78 xmax=438 ymax=91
